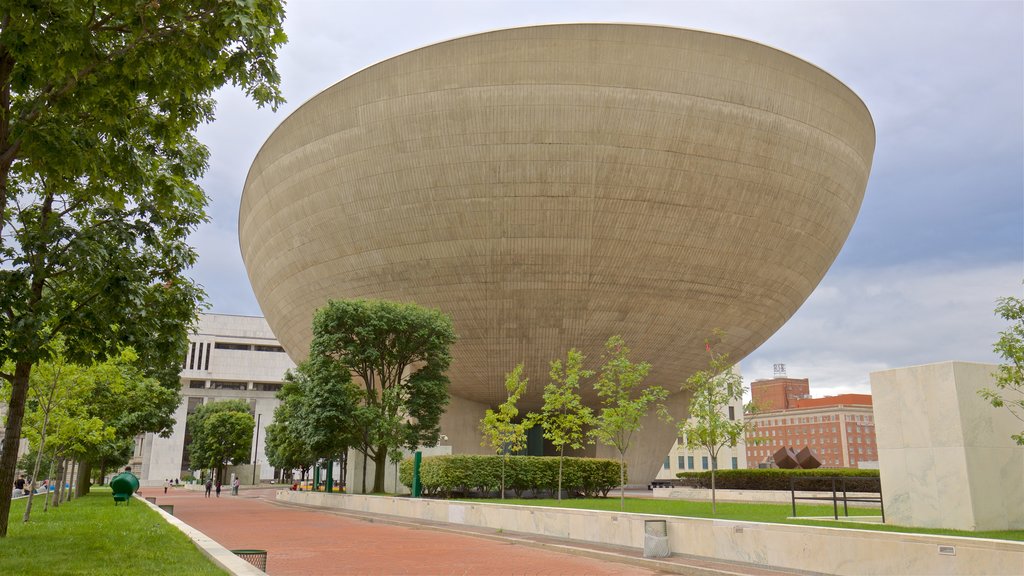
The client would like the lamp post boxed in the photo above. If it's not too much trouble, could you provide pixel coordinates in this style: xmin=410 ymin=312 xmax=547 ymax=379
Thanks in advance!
xmin=251 ymin=413 xmax=262 ymax=485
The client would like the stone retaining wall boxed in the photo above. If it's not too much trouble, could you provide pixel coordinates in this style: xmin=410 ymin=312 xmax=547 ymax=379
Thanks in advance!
xmin=277 ymin=491 xmax=1022 ymax=575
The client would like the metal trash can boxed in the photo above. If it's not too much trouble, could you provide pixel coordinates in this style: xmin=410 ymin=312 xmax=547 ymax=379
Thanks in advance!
xmin=643 ymin=519 xmax=671 ymax=558
xmin=232 ymin=549 xmax=268 ymax=571
xmin=158 ymin=504 xmax=174 ymax=516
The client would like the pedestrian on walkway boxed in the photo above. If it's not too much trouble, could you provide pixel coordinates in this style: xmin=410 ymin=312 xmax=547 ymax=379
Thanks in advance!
xmin=164 ymin=479 xmax=170 ymax=494
xmin=232 ymin=477 xmax=240 ymax=496
xmin=215 ymin=480 xmax=222 ymax=498
xmin=204 ymin=478 xmax=212 ymax=498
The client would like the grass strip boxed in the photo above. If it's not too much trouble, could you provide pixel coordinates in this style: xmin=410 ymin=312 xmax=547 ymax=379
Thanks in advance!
xmin=473 ymin=497 xmax=1024 ymax=541
xmin=0 ymin=487 xmax=226 ymax=575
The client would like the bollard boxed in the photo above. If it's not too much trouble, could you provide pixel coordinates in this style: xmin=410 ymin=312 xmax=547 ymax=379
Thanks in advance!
xmin=411 ymin=451 xmax=422 ymax=498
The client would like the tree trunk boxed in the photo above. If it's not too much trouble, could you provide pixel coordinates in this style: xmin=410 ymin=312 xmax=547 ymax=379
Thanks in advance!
xmin=557 ymin=446 xmax=564 ymax=501
xmin=710 ymin=455 xmax=717 ymax=514
xmin=23 ymin=405 xmax=52 ymax=523
xmin=619 ymin=452 xmax=625 ymax=511
xmin=52 ymin=458 xmax=65 ymax=508
xmin=65 ymin=461 xmax=76 ymax=502
xmin=75 ymin=461 xmax=91 ymax=497
xmin=43 ymin=456 xmax=57 ymax=512
xmin=0 ymin=361 xmax=33 ymax=537
xmin=372 ymin=447 xmax=387 ymax=494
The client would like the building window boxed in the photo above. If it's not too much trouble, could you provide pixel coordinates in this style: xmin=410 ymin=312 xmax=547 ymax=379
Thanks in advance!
xmin=701 ymin=456 xmax=708 ymax=470
xmin=688 ymin=456 xmax=694 ymax=469
xmin=731 ymin=457 xmax=738 ymax=469
xmin=215 ymin=342 xmax=251 ymax=351
xmin=254 ymin=345 xmax=286 ymax=353
xmin=663 ymin=457 xmax=670 ymax=470
xmin=728 ymin=406 xmax=735 ymax=420
xmin=253 ymin=382 xmax=282 ymax=392
xmin=189 ymin=380 xmax=206 ymax=389
xmin=678 ymin=456 xmax=685 ymax=469
xmin=210 ymin=381 xmax=247 ymax=391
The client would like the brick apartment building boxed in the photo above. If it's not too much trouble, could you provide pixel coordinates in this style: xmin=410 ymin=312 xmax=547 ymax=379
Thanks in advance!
xmin=744 ymin=376 xmax=877 ymax=469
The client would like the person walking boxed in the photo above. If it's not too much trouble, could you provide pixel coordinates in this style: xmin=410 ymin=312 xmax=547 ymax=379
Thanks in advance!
xmin=164 ymin=479 xmax=170 ymax=494
xmin=232 ymin=477 xmax=240 ymax=496
xmin=215 ymin=480 xmax=222 ymax=498
xmin=204 ymin=478 xmax=212 ymax=498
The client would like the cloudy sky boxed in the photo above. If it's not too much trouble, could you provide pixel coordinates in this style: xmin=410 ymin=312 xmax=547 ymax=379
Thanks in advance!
xmin=191 ymin=0 xmax=1023 ymax=396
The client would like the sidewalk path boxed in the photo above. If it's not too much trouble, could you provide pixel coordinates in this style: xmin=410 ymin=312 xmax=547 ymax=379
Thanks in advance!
xmin=157 ymin=488 xmax=664 ymax=576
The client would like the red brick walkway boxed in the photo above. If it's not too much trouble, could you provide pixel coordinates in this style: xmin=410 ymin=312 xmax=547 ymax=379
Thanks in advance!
xmin=156 ymin=488 xmax=664 ymax=575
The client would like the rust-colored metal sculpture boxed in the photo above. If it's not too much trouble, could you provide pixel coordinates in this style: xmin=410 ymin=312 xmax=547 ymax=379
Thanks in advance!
xmin=796 ymin=446 xmax=822 ymax=469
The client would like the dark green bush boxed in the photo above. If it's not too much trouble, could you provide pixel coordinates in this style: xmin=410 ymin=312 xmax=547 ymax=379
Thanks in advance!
xmin=676 ymin=468 xmax=880 ymax=492
xmin=398 ymin=455 xmax=624 ymax=498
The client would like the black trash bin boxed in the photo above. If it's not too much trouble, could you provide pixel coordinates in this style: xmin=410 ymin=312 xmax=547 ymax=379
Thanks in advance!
xmin=232 ymin=549 xmax=267 ymax=571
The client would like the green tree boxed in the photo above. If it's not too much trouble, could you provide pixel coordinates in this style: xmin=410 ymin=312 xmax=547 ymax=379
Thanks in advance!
xmin=310 ymin=299 xmax=456 ymax=493
xmin=530 ymin=348 xmax=594 ymax=501
xmin=980 ymin=294 xmax=1024 ymax=445
xmin=479 ymin=364 xmax=529 ymax=499
xmin=590 ymin=336 xmax=668 ymax=510
xmin=71 ymin=347 xmax=179 ymax=496
xmin=0 ymin=1 xmax=287 ymax=536
xmin=678 ymin=335 xmax=753 ymax=513
xmin=264 ymin=379 xmax=324 ymax=483
xmin=186 ymin=400 xmax=255 ymax=484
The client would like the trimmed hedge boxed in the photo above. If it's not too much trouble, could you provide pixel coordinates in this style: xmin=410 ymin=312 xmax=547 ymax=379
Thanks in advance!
xmin=398 ymin=455 xmax=625 ymax=498
xmin=676 ymin=468 xmax=881 ymax=492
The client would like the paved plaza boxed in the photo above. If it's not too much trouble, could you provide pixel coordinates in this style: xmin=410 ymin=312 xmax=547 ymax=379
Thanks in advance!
xmin=154 ymin=488 xmax=801 ymax=576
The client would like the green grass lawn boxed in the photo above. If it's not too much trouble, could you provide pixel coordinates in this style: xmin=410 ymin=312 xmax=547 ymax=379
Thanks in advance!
xmin=0 ymin=487 xmax=226 ymax=575
xmin=473 ymin=497 xmax=1024 ymax=542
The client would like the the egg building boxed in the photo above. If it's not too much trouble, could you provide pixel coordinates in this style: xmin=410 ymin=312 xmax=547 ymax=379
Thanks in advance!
xmin=239 ymin=24 xmax=874 ymax=483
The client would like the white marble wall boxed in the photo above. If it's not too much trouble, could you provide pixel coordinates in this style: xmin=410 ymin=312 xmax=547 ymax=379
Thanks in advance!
xmin=870 ymin=361 xmax=1024 ymax=531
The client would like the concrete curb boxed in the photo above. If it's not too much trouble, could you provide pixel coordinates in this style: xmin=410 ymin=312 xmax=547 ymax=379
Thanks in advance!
xmin=135 ymin=495 xmax=266 ymax=575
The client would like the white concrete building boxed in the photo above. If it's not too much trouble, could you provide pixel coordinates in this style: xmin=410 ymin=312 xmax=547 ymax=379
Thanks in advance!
xmin=131 ymin=313 xmax=295 ymax=486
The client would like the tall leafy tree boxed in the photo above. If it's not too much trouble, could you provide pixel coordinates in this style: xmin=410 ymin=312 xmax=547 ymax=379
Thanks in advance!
xmin=264 ymin=380 xmax=318 ymax=483
xmin=530 ymin=348 xmax=594 ymax=501
xmin=678 ymin=335 xmax=754 ymax=513
xmin=590 ymin=336 xmax=668 ymax=510
xmin=980 ymin=294 xmax=1024 ymax=444
xmin=0 ymin=1 xmax=286 ymax=535
xmin=479 ymin=363 xmax=529 ymax=499
xmin=186 ymin=400 xmax=255 ymax=484
xmin=310 ymin=299 xmax=456 ymax=493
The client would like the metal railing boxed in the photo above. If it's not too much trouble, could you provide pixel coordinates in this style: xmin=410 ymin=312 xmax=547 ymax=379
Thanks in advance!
xmin=789 ymin=476 xmax=884 ymax=523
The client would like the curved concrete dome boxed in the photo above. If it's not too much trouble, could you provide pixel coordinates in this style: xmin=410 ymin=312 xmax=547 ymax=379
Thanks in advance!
xmin=240 ymin=24 xmax=874 ymax=474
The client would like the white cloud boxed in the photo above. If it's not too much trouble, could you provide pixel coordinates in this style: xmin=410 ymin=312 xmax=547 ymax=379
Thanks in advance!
xmin=743 ymin=260 xmax=1022 ymax=394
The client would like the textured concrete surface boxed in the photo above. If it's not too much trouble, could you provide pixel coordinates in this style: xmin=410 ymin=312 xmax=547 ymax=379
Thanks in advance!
xmin=240 ymin=23 xmax=875 ymax=481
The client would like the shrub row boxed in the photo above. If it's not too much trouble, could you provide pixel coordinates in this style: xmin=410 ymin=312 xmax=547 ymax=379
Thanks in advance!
xmin=676 ymin=468 xmax=881 ymax=492
xmin=398 ymin=455 xmax=625 ymax=498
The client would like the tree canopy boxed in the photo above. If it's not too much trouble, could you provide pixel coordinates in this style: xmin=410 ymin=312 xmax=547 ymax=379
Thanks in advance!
xmin=0 ymin=0 xmax=287 ymax=535
xmin=529 ymin=348 xmax=594 ymax=501
xmin=263 ymin=380 xmax=318 ymax=480
xmin=981 ymin=294 xmax=1024 ymax=445
xmin=187 ymin=400 xmax=255 ymax=482
xmin=590 ymin=336 xmax=667 ymax=510
xmin=479 ymin=363 xmax=529 ymax=499
xmin=309 ymin=299 xmax=456 ymax=493
xmin=678 ymin=335 xmax=753 ymax=513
